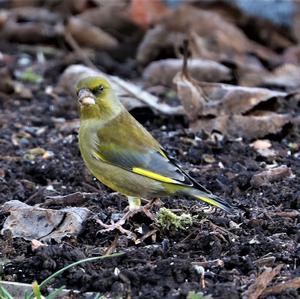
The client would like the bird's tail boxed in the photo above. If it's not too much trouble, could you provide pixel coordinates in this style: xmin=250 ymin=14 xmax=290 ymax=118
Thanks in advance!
xmin=184 ymin=188 xmax=235 ymax=214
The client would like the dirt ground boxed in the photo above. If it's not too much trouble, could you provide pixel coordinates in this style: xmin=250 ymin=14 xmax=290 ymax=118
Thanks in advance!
xmin=0 ymin=1 xmax=300 ymax=299
xmin=0 ymin=48 xmax=299 ymax=298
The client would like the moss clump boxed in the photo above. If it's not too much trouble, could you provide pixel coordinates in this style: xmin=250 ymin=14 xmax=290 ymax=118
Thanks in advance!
xmin=156 ymin=207 xmax=193 ymax=230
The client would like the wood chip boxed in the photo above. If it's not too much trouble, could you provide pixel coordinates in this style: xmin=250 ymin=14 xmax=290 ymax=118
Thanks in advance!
xmin=261 ymin=277 xmax=300 ymax=297
xmin=243 ymin=264 xmax=283 ymax=299
xmin=250 ymin=165 xmax=292 ymax=188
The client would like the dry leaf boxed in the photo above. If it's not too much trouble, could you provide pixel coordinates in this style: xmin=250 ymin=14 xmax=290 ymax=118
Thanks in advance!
xmin=173 ymin=60 xmax=206 ymax=121
xmin=0 ymin=8 xmax=63 ymax=44
xmin=66 ymin=17 xmax=118 ymax=51
xmin=173 ymin=56 xmax=291 ymax=138
xmin=59 ymin=64 xmax=183 ymax=115
xmin=191 ymin=113 xmax=291 ymax=138
xmin=137 ymin=24 xmax=174 ymax=66
xmin=79 ymin=3 xmax=133 ymax=32
xmin=1 ymin=200 xmax=90 ymax=241
xmin=195 ymin=82 xmax=287 ymax=116
xmin=263 ymin=64 xmax=300 ymax=89
xmin=243 ymin=264 xmax=283 ymax=299
xmin=174 ymin=60 xmax=287 ymax=114
xmin=144 ymin=58 xmax=231 ymax=86
xmin=137 ymin=5 xmax=279 ymax=65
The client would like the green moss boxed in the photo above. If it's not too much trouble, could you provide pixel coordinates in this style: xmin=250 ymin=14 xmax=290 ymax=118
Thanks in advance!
xmin=156 ymin=207 xmax=194 ymax=230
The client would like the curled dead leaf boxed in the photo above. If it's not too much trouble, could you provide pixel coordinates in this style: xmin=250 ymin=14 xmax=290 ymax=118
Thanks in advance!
xmin=173 ymin=55 xmax=291 ymax=138
xmin=194 ymin=82 xmax=287 ymax=116
xmin=191 ymin=113 xmax=291 ymax=139
xmin=137 ymin=5 xmax=279 ymax=65
xmin=144 ymin=58 xmax=231 ymax=86
xmin=263 ymin=64 xmax=300 ymax=89
xmin=173 ymin=68 xmax=206 ymax=121
xmin=1 ymin=200 xmax=90 ymax=241
xmin=66 ymin=17 xmax=118 ymax=51
xmin=0 ymin=8 xmax=63 ymax=44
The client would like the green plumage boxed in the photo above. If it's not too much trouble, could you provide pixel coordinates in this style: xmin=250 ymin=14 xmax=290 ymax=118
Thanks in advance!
xmin=77 ymin=76 xmax=234 ymax=214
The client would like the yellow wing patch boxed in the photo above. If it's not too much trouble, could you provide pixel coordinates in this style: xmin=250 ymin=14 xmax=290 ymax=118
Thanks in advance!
xmin=92 ymin=151 xmax=107 ymax=162
xmin=132 ymin=167 xmax=178 ymax=184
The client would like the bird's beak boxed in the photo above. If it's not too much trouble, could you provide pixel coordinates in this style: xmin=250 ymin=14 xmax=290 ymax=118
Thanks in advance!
xmin=77 ymin=88 xmax=96 ymax=106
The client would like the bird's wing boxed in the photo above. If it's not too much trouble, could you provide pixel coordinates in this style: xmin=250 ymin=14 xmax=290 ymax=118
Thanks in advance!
xmin=92 ymin=114 xmax=211 ymax=193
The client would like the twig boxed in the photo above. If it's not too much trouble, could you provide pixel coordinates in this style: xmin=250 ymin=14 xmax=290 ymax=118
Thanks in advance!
xmin=105 ymin=234 xmax=119 ymax=255
xmin=269 ymin=210 xmax=299 ymax=218
xmin=135 ymin=229 xmax=158 ymax=245
xmin=41 ymin=192 xmax=98 ymax=208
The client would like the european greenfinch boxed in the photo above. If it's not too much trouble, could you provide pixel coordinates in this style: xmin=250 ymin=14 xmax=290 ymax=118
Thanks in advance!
xmin=76 ymin=76 xmax=234 ymax=217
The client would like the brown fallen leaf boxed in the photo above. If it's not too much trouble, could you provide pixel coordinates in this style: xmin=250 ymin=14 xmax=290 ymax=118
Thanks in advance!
xmin=66 ymin=17 xmax=118 ymax=51
xmin=191 ymin=114 xmax=291 ymax=139
xmin=230 ymin=56 xmax=270 ymax=87
xmin=250 ymin=165 xmax=292 ymax=188
xmin=263 ymin=64 xmax=300 ymax=90
xmin=195 ymin=82 xmax=287 ymax=116
xmin=196 ymin=1 xmax=294 ymax=52
xmin=173 ymin=56 xmax=207 ymax=121
xmin=173 ymin=50 xmax=290 ymax=138
xmin=261 ymin=277 xmax=300 ymax=297
xmin=1 ymin=200 xmax=90 ymax=242
xmin=0 ymin=8 xmax=63 ymax=44
xmin=144 ymin=58 xmax=231 ymax=86
xmin=59 ymin=64 xmax=183 ymax=115
xmin=137 ymin=5 xmax=279 ymax=65
xmin=243 ymin=264 xmax=283 ymax=299
xmin=79 ymin=3 xmax=134 ymax=33
xmin=283 ymin=45 xmax=300 ymax=64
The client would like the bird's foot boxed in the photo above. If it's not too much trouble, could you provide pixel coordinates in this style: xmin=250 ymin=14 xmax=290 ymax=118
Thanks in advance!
xmin=96 ymin=211 xmax=136 ymax=238
xmin=96 ymin=198 xmax=159 ymax=238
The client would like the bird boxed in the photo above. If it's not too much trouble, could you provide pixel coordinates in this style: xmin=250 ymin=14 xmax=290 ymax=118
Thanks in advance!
xmin=76 ymin=76 xmax=234 ymax=232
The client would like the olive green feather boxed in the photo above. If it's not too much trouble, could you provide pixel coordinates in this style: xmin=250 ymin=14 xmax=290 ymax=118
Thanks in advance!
xmin=77 ymin=76 xmax=235 ymax=214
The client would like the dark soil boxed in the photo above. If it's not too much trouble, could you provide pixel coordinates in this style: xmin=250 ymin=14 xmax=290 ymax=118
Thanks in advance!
xmin=1 ymin=42 xmax=300 ymax=299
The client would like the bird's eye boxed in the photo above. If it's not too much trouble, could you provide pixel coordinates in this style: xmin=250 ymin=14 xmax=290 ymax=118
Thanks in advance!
xmin=93 ymin=85 xmax=104 ymax=96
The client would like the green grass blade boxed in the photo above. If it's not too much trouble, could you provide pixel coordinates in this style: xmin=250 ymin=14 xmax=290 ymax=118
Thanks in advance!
xmin=28 ymin=252 xmax=124 ymax=299
xmin=0 ymin=286 xmax=15 ymax=299
xmin=32 ymin=281 xmax=42 ymax=299
xmin=46 ymin=286 xmax=65 ymax=299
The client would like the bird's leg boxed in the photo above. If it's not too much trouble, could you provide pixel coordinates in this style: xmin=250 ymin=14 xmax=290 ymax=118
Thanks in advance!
xmin=128 ymin=196 xmax=141 ymax=211
xmin=96 ymin=216 xmax=136 ymax=239
xmin=96 ymin=197 xmax=158 ymax=237
xmin=127 ymin=196 xmax=156 ymax=220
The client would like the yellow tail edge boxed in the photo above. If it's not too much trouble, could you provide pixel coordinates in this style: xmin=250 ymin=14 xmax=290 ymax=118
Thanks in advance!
xmin=194 ymin=194 xmax=235 ymax=214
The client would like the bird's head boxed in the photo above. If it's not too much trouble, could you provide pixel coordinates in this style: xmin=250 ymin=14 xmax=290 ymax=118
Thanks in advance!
xmin=76 ymin=76 xmax=120 ymax=120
